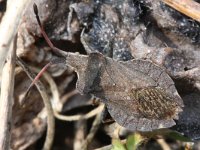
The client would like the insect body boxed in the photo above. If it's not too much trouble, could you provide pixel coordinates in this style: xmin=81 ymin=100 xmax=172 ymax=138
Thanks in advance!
xmin=33 ymin=4 xmax=183 ymax=131
xmin=76 ymin=53 xmax=183 ymax=131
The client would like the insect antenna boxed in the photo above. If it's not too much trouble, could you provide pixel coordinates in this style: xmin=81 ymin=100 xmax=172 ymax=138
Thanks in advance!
xmin=21 ymin=4 xmax=66 ymax=103
xmin=33 ymin=3 xmax=64 ymax=56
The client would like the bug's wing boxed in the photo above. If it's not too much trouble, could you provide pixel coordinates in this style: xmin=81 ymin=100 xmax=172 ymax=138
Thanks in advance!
xmin=106 ymin=87 xmax=182 ymax=131
xmin=107 ymin=101 xmax=178 ymax=131
xmin=106 ymin=100 xmax=176 ymax=131
xmin=122 ymin=59 xmax=183 ymax=107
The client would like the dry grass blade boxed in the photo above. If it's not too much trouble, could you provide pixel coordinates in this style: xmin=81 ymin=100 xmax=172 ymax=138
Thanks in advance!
xmin=163 ymin=0 xmax=200 ymax=23
xmin=81 ymin=104 xmax=105 ymax=150
xmin=16 ymin=58 xmax=55 ymax=150
xmin=157 ymin=139 xmax=171 ymax=150
xmin=0 ymin=0 xmax=32 ymax=79
xmin=74 ymin=119 xmax=87 ymax=150
xmin=54 ymin=103 xmax=105 ymax=121
xmin=0 ymin=36 xmax=16 ymax=150
xmin=60 ymin=90 xmax=79 ymax=106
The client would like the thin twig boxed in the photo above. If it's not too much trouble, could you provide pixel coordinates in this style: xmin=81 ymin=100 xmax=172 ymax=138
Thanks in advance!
xmin=162 ymin=0 xmax=200 ymax=23
xmin=67 ymin=6 xmax=73 ymax=41
xmin=81 ymin=104 xmax=105 ymax=150
xmin=0 ymin=0 xmax=32 ymax=79
xmin=60 ymin=89 xmax=79 ymax=104
xmin=157 ymin=139 xmax=171 ymax=150
xmin=16 ymin=58 xmax=55 ymax=150
xmin=54 ymin=104 xmax=105 ymax=121
xmin=80 ymin=28 xmax=93 ymax=54
xmin=74 ymin=119 xmax=87 ymax=150
xmin=0 ymin=36 xmax=16 ymax=150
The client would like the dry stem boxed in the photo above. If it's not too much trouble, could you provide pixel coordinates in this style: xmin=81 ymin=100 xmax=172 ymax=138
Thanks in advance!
xmin=81 ymin=104 xmax=105 ymax=150
xmin=54 ymin=104 xmax=105 ymax=121
xmin=74 ymin=119 xmax=87 ymax=150
xmin=16 ymin=58 xmax=55 ymax=150
xmin=163 ymin=0 xmax=200 ymax=23
xmin=0 ymin=0 xmax=32 ymax=79
xmin=0 ymin=36 xmax=16 ymax=150
xmin=157 ymin=139 xmax=171 ymax=150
